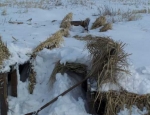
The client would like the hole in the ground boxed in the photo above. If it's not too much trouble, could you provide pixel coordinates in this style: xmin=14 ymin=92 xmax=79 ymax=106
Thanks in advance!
xmin=86 ymin=91 xmax=107 ymax=115
xmin=6 ymin=61 xmax=30 ymax=97
xmin=19 ymin=61 xmax=30 ymax=82
xmin=95 ymin=99 xmax=106 ymax=115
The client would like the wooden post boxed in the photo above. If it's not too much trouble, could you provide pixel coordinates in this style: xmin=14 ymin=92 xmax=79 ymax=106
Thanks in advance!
xmin=0 ymin=73 xmax=8 ymax=115
xmin=10 ymin=70 xmax=17 ymax=97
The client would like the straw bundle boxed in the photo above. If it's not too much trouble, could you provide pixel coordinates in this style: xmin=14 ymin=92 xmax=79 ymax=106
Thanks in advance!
xmin=0 ymin=36 xmax=10 ymax=68
xmin=91 ymin=16 xmax=106 ymax=29
xmin=94 ymin=90 xmax=150 ymax=115
xmin=100 ymin=23 xmax=112 ymax=32
xmin=55 ymin=28 xmax=69 ymax=37
xmin=87 ymin=37 xmax=129 ymax=90
xmin=49 ymin=61 xmax=87 ymax=85
xmin=28 ymin=65 xmax=36 ymax=94
xmin=60 ymin=12 xmax=73 ymax=29
xmin=32 ymin=29 xmax=65 ymax=56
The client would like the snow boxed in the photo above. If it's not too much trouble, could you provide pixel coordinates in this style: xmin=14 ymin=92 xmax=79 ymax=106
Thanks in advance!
xmin=0 ymin=0 xmax=150 ymax=115
xmin=118 ymin=106 xmax=147 ymax=115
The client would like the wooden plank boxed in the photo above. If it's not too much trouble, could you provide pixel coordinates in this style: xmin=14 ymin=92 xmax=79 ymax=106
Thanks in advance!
xmin=10 ymin=70 xmax=17 ymax=97
xmin=0 ymin=73 xmax=8 ymax=115
xmin=70 ymin=18 xmax=90 ymax=31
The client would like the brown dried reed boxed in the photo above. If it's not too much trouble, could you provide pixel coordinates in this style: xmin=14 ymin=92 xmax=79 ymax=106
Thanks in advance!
xmin=74 ymin=35 xmax=94 ymax=41
xmin=97 ymin=90 xmax=150 ymax=115
xmin=60 ymin=12 xmax=73 ymax=29
xmin=49 ymin=61 xmax=87 ymax=86
xmin=0 ymin=36 xmax=10 ymax=68
xmin=28 ymin=65 xmax=36 ymax=94
xmin=87 ymin=37 xmax=129 ymax=90
xmin=91 ymin=16 xmax=106 ymax=29
xmin=32 ymin=29 xmax=66 ymax=56
xmin=100 ymin=23 xmax=112 ymax=32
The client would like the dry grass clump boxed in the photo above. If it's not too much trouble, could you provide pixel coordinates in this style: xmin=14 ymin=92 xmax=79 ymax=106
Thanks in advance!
xmin=100 ymin=23 xmax=112 ymax=32
xmin=95 ymin=90 xmax=150 ymax=115
xmin=1 ymin=9 xmax=7 ymax=16
xmin=132 ymin=9 xmax=147 ymax=14
xmin=0 ymin=36 xmax=10 ymax=68
xmin=55 ymin=28 xmax=69 ymax=37
xmin=86 ymin=37 xmax=130 ymax=114
xmin=60 ymin=12 xmax=73 ymax=29
xmin=87 ymin=37 xmax=129 ymax=90
xmin=0 ymin=3 xmax=7 ymax=7
xmin=97 ymin=5 xmax=119 ymax=16
xmin=91 ymin=16 xmax=106 ymax=29
xmin=49 ymin=61 xmax=87 ymax=85
xmin=0 ymin=0 xmax=62 ymax=9
xmin=128 ymin=14 xmax=142 ymax=21
xmin=60 ymin=21 xmax=71 ymax=29
xmin=67 ymin=0 xmax=93 ymax=6
xmin=74 ymin=35 xmax=94 ymax=41
xmin=28 ymin=66 xmax=36 ymax=94
xmin=32 ymin=29 xmax=65 ymax=56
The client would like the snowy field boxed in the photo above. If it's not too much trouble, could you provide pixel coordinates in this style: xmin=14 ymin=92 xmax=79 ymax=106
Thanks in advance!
xmin=0 ymin=0 xmax=150 ymax=115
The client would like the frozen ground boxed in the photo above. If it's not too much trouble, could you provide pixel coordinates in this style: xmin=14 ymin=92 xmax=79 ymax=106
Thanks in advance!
xmin=0 ymin=0 xmax=150 ymax=115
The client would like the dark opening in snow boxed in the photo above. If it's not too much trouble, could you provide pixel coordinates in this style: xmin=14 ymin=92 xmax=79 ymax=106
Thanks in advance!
xmin=19 ymin=61 xmax=30 ymax=82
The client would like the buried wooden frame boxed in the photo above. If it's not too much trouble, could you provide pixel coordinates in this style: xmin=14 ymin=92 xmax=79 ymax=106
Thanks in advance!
xmin=0 ymin=71 xmax=18 ymax=115
xmin=0 ymin=62 xmax=30 ymax=115
xmin=0 ymin=73 xmax=8 ymax=115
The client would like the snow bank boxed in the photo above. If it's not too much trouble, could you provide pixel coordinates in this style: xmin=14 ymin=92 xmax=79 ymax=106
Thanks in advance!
xmin=1 ymin=0 xmax=149 ymax=114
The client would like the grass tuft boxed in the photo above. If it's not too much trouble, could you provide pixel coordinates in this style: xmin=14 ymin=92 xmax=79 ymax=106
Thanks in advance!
xmin=0 ymin=36 xmax=10 ymax=69
xmin=60 ymin=12 xmax=73 ymax=29
xmin=100 ymin=23 xmax=112 ymax=32
xmin=91 ymin=16 xmax=106 ymax=29
xmin=49 ymin=61 xmax=87 ymax=86
xmin=32 ymin=29 xmax=66 ymax=57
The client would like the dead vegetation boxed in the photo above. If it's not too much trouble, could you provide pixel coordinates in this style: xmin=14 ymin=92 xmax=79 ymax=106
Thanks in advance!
xmin=0 ymin=36 xmax=10 ymax=68
xmin=85 ymin=36 xmax=143 ymax=115
xmin=122 ymin=10 xmax=142 ymax=21
xmin=95 ymin=5 xmax=147 ymax=23
xmin=49 ymin=61 xmax=87 ymax=86
xmin=91 ymin=16 xmax=106 ymax=29
xmin=95 ymin=90 xmax=150 ymax=115
xmin=0 ymin=0 xmax=63 ymax=9
xmin=60 ymin=12 xmax=73 ymax=29
xmin=32 ymin=29 xmax=68 ymax=56
xmin=74 ymin=35 xmax=94 ymax=41
xmin=1 ymin=9 xmax=7 ymax=15
xmin=8 ymin=21 xmax=23 ymax=24
xmin=132 ymin=9 xmax=147 ymax=14
xmin=100 ymin=23 xmax=112 ymax=32
xmin=87 ymin=36 xmax=129 ymax=92
xmin=55 ymin=28 xmax=69 ymax=37
xmin=97 ymin=5 xmax=119 ymax=16
xmin=28 ymin=66 xmax=36 ymax=94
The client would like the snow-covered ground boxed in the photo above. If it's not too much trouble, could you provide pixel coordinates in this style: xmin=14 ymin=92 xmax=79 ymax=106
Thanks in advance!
xmin=0 ymin=0 xmax=150 ymax=115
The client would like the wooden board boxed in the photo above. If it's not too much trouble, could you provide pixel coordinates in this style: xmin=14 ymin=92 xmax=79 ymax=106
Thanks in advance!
xmin=10 ymin=70 xmax=17 ymax=97
xmin=0 ymin=73 xmax=8 ymax=115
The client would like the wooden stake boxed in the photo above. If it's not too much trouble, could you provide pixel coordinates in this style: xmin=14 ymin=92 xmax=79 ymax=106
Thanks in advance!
xmin=0 ymin=73 xmax=8 ymax=115
xmin=11 ymin=70 xmax=17 ymax=97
